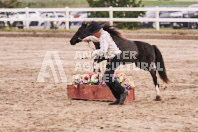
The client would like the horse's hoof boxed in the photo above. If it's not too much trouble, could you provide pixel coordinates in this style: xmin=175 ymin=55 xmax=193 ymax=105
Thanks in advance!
xmin=155 ymin=95 xmax=161 ymax=101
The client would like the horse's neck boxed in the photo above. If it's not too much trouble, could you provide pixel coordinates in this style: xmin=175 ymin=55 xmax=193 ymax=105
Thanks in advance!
xmin=93 ymin=35 xmax=136 ymax=52
xmin=111 ymin=35 xmax=126 ymax=50
xmin=93 ymin=37 xmax=121 ymax=50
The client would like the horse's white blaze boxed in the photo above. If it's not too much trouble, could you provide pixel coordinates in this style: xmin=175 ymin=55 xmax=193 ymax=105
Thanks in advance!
xmin=155 ymin=85 xmax=160 ymax=96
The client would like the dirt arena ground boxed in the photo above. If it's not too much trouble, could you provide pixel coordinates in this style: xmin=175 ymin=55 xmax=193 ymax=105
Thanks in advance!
xmin=0 ymin=35 xmax=198 ymax=132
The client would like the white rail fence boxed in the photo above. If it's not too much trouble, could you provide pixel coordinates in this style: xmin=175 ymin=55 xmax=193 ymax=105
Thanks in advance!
xmin=0 ymin=6 xmax=198 ymax=30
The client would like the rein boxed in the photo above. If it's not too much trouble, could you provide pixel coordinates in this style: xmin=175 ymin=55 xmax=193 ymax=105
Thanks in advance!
xmin=74 ymin=34 xmax=94 ymax=50
xmin=87 ymin=41 xmax=95 ymax=51
xmin=75 ymin=24 xmax=95 ymax=51
xmin=77 ymin=24 xmax=89 ymax=41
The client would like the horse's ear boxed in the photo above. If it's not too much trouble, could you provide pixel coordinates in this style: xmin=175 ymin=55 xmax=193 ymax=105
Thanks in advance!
xmin=82 ymin=21 xmax=88 ymax=27
xmin=87 ymin=21 xmax=93 ymax=27
xmin=82 ymin=21 xmax=87 ymax=25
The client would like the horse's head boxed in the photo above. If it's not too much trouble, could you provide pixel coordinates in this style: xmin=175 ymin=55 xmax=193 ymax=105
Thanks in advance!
xmin=70 ymin=22 xmax=90 ymax=45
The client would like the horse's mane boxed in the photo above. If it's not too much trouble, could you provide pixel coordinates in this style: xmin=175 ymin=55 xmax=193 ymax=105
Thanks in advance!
xmin=103 ymin=23 xmax=124 ymax=38
xmin=83 ymin=21 xmax=124 ymax=38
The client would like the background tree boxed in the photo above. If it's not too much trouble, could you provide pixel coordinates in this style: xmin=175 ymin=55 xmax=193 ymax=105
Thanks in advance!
xmin=0 ymin=0 xmax=21 ymax=28
xmin=0 ymin=0 xmax=21 ymax=8
xmin=87 ymin=0 xmax=144 ymax=29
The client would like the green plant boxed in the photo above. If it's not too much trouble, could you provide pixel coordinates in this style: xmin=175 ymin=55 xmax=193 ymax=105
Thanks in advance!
xmin=0 ymin=0 xmax=21 ymax=8
xmin=142 ymin=1 xmax=197 ymax=7
xmin=19 ymin=0 xmax=89 ymax=8
xmin=87 ymin=0 xmax=144 ymax=29
xmin=0 ymin=0 xmax=21 ymax=28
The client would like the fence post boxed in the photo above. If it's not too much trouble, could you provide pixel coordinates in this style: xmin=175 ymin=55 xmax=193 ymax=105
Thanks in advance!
xmin=25 ymin=7 xmax=29 ymax=30
xmin=65 ymin=7 xmax=69 ymax=30
xmin=109 ymin=6 xmax=113 ymax=25
xmin=155 ymin=6 xmax=160 ymax=31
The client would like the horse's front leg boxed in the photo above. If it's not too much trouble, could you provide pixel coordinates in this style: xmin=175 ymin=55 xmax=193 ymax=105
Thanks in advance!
xmin=93 ymin=61 xmax=101 ymax=73
xmin=93 ymin=56 xmax=106 ymax=73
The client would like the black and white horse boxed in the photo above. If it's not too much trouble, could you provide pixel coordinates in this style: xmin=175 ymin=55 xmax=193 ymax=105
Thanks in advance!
xmin=70 ymin=22 xmax=169 ymax=101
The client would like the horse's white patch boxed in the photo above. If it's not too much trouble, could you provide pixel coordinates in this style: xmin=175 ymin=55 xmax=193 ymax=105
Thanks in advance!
xmin=155 ymin=85 xmax=160 ymax=96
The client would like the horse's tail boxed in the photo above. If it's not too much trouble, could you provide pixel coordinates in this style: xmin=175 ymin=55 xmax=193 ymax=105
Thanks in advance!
xmin=153 ymin=45 xmax=170 ymax=83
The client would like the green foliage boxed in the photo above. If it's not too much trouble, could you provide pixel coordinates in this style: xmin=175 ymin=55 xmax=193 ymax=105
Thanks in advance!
xmin=17 ymin=0 xmax=197 ymax=8
xmin=142 ymin=1 xmax=197 ymax=7
xmin=0 ymin=0 xmax=21 ymax=28
xmin=0 ymin=0 xmax=21 ymax=8
xmin=87 ymin=0 xmax=144 ymax=29
xmin=19 ymin=0 xmax=89 ymax=8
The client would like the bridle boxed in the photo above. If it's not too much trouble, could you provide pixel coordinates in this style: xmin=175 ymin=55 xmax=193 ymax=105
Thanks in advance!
xmin=74 ymin=23 xmax=95 ymax=50
xmin=75 ymin=23 xmax=89 ymax=42
xmin=73 ymin=34 xmax=83 ymax=41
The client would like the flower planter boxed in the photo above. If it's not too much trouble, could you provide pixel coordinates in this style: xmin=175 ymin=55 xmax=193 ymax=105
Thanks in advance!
xmin=67 ymin=84 xmax=135 ymax=102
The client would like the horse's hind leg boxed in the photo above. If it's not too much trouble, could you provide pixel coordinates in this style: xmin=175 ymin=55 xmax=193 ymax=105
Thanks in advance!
xmin=149 ymin=69 xmax=161 ymax=101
